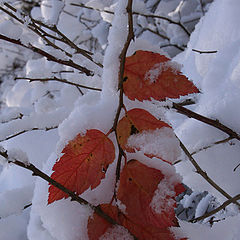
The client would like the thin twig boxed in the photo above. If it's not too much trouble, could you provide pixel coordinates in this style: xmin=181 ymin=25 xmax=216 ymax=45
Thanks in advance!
xmin=178 ymin=138 xmax=240 ymax=207
xmin=0 ymin=149 xmax=118 ymax=226
xmin=1 ymin=3 xmax=102 ymax=68
xmin=190 ymin=193 xmax=240 ymax=222
xmin=176 ymin=98 xmax=196 ymax=106
xmin=142 ymin=27 xmax=169 ymax=40
xmin=0 ymin=203 xmax=32 ymax=220
xmin=191 ymin=137 xmax=233 ymax=155
xmin=0 ymin=34 xmax=93 ymax=76
xmin=111 ymin=0 xmax=134 ymax=132
xmin=134 ymin=12 xmax=191 ymax=36
xmin=70 ymin=3 xmax=191 ymax=36
xmin=23 ymin=203 xmax=32 ymax=210
xmin=199 ymin=0 xmax=205 ymax=15
xmin=192 ymin=49 xmax=218 ymax=54
xmin=1 ymin=113 xmax=23 ymax=124
xmin=172 ymin=103 xmax=240 ymax=141
xmin=233 ymin=163 xmax=240 ymax=172
xmin=16 ymin=77 xmax=102 ymax=91
xmin=160 ymin=43 xmax=185 ymax=52
xmin=0 ymin=126 xmax=58 ymax=142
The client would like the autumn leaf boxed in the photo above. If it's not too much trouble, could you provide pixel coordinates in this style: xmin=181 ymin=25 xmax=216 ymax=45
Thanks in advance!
xmin=117 ymin=160 xmax=183 ymax=229
xmin=48 ymin=129 xmax=115 ymax=204
xmin=88 ymin=203 xmax=178 ymax=240
xmin=88 ymin=204 xmax=120 ymax=240
xmin=116 ymin=108 xmax=170 ymax=151
xmin=87 ymin=160 xmax=186 ymax=240
xmin=123 ymin=50 xmax=199 ymax=101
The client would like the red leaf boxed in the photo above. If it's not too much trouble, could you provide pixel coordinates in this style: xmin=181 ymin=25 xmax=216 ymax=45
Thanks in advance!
xmin=117 ymin=160 xmax=182 ymax=229
xmin=88 ymin=204 xmax=119 ymax=240
xmin=116 ymin=108 xmax=170 ymax=152
xmin=87 ymin=204 xmax=178 ymax=240
xmin=123 ymin=50 xmax=199 ymax=101
xmin=48 ymin=129 xmax=115 ymax=204
xmin=87 ymin=160 xmax=186 ymax=240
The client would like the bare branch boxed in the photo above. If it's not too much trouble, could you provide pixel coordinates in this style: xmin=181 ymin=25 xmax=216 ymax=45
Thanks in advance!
xmin=0 ymin=203 xmax=32 ymax=220
xmin=1 ymin=113 xmax=23 ymax=124
xmin=143 ymin=27 xmax=169 ymax=40
xmin=160 ymin=43 xmax=185 ymax=52
xmin=190 ymin=193 xmax=240 ymax=223
xmin=199 ymin=0 xmax=205 ymax=15
xmin=172 ymin=103 xmax=240 ymax=141
xmin=176 ymin=98 xmax=196 ymax=106
xmin=0 ymin=3 xmax=102 ymax=68
xmin=178 ymin=138 xmax=240 ymax=208
xmin=192 ymin=49 xmax=218 ymax=54
xmin=111 ymin=0 xmax=134 ymax=196
xmin=70 ymin=3 xmax=191 ymax=36
xmin=16 ymin=77 xmax=102 ymax=91
xmin=0 ymin=149 xmax=118 ymax=226
xmin=0 ymin=34 xmax=93 ymax=76
xmin=0 ymin=126 xmax=58 ymax=143
xmin=191 ymin=137 xmax=233 ymax=156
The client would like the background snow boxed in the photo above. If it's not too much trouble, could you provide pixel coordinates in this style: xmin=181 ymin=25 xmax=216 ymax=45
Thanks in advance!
xmin=174 ymin=0 xmax=240 ymax=201
xmin=0 ymin=0 xmax=240 ymax=239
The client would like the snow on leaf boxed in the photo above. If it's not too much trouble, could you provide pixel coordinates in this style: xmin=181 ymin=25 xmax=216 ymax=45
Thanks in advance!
xmin=88 ymin=204 xmax=120 ymax=240
xmin=87 ymin=204 xmax=179 ymax=240
xmin=116 ymin=108 xmax=170 ymax=152
xmin=123 ymin=50 xmax=199 ymax=101
xmin=48 ymin=129 xmax=115 ymax=204
xmin=117 ymin=160 xmax=181 ymax=229
xmin=87 ymin=160 xmax=186 ymax=240
xmin=127 ymin=127 xmax=181 ymax=165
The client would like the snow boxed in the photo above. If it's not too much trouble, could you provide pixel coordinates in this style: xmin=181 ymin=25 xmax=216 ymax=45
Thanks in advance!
xmin=151 ymin=178 xmax=176 ymax=215
xmin=195 ymin=193 xmax=213 ymax=219
xmin=100 ymin=225 xmax=133 ymax=240
xmin=127 ymin=127 xmax=181 ymax=164
xmin=49 ymin=0 xmax=64 ymax=25
xmin=8 ymin=148 xmax=29 ymax=165
xmin=174 ymin=0 xmax=240 ymax=201
xmin=0 ymin=185 xmax=33 ymax=218
xmin=175 ymin=214 xmax=240 ymax=240
xmin=0 ymin=20 xmax=22 ymax=40
xmin=0 ymin=0 xmax=240 ymax=239
xmin=101 ymin=0 xmax=128 ymax=95
xmin=144 ymin=61 xmax=182 ymax=84
xmin=0 ymin=211 xmax=30 ymax=240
